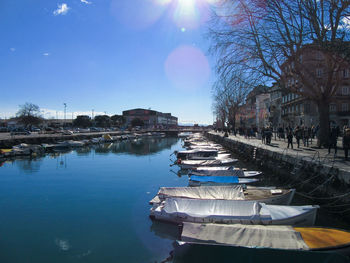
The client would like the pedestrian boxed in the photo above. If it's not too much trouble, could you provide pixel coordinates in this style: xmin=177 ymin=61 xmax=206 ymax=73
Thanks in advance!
xmin=261 ymin=127 xmax=266 ymax=144
xmin=303 ymin=126 xmax=310 ymax=147
xmin=328 ymin=127 xmax=338 ymax=156
xmin=278 ymin=126 xmax=284 ymax=140
xmin=343 ymin=127 xmax=350 ymax=161
xmin=294 ymin=126 xmax=302 ymax=148
xmin=287 ymin=129 xmax=293 ymax=149
xmin=266 ymin=127 xmax=272 ymax=145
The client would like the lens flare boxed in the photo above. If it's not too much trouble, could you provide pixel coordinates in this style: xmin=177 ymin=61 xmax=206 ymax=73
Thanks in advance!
xmin=165 ymin=45 xmax=210 ymax=90
xmin=110 ymin=0 xmax=168 ymax=30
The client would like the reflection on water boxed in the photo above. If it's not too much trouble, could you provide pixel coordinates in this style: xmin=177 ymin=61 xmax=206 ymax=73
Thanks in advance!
xmin=2 ymin=137 xmax=179 ymax=174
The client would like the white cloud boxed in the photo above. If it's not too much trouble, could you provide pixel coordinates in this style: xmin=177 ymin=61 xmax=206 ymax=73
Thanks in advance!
xmin=53 ymin=3 xmax=70 ymax=16
xmin=10 ymin=48 xmax=16 ymax=52
xmin=43 ymin=53 xmax=50 ymax=56
xmin=40 ymin=108 xmax=105 ymax=119
xmin=80 ymin=0 xmax=92 ymax=4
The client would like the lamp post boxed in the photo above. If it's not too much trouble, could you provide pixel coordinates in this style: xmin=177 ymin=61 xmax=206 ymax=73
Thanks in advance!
xmin=63 ymin=103 xmax=67 ymax=128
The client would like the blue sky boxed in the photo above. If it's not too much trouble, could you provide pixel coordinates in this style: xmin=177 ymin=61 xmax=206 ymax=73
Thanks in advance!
xmin=0 ymin=0 xmax=216 ymax=124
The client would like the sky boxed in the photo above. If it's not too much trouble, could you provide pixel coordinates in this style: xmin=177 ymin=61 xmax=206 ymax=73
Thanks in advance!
xmin=0 ymin=0 xmax=218 ymax=125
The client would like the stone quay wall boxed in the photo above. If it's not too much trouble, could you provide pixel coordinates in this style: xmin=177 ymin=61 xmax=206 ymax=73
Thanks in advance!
xmin=206 ymin=132 xmax=350 ymax=207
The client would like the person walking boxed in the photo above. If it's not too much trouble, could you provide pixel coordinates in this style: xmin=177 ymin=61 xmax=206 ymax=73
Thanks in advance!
xmin=261 ymin=127 xmax=266 ymax=144
xmin=328 ymin=126 xmax=338 ymax=156
xmin=343 ymin=127 xmax=350 ymax=161
xmin=287 ymin=129 xmax=293 ymax=149
xmin=294 ymin=126 xmax=302 ymax=148
xmin=303 ymin=126 xmax=310 ymax=147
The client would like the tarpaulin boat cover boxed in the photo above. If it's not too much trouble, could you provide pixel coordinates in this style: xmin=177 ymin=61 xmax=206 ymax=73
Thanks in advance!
xmin=181 ymin=159 xmax=236 ymax=166
xmin=103 ymin=134 xmax=113 ymax=140
xmin=181 ymin=222 xmax=310 ymax=250
xmin=190 ymin=175 xmax=239 ymax=184
xmin=157 ymin=186 xmax=245 ymax=200
xmin=163 ymin=198 xmax=264 ymax=220
xmin=190 ymin=170 xmax=245 ymax=177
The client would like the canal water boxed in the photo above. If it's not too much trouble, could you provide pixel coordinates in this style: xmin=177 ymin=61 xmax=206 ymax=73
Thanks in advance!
xmin=0 ymin=137 xmax=349 ymax=263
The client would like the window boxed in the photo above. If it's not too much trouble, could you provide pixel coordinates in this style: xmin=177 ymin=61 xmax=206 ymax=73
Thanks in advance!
xmin=316 ymin=68 xmax=323 ymax=78
xmin=342 ymin=86 xmax=350 ymax=95
xmin=342 ymin=103 xmax=349 ymax=112
xmin=343 ymin=69 xmax=349 ymax=78
xmin=316 ymin=51 xmax=323 ymax=60
xmin=330 ymin=104 xmax=337 ymax=112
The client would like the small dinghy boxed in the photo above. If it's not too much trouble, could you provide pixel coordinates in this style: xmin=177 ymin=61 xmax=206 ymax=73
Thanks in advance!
xmin=189 ymin=170 xmax=262 ymax=178
xmin=188 ymin=175 xmax=258 ymax=186
xmin=180 ymin=222 xmax=350 ymax=256
xmin=176 ymin=149 xmax=219 ymax=160
xmin=150 ymin=198 xmax=318 ymax=226
xmin=194 ymin=166 xmax=235 ymax=171
xmin=149 ymin=185 xmax=295 ymax=206
xmin=178 ymin=158 xmax=238 ymax=169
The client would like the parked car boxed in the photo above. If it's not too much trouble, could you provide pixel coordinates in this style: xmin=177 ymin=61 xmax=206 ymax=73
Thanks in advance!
xmin=39 ymin=127 xmax=56 ymax=134
xmin=62 ymin=130 xmax=73 ymax=135
xmin=10 ymin=128 xmax=31 ymax=135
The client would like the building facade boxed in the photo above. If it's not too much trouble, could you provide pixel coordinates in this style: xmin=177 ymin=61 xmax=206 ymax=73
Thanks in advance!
xmin=122 ymin=108 xmax=178 ymax=128
xmin=281 ymin=45 xmax=350 ymax=128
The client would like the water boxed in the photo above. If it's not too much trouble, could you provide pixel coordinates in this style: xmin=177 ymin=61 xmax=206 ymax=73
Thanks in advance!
xmin=0 ymin=137 xmax=349 ymax=263
xmin=0 ymin=137 xmax=187 ymax=263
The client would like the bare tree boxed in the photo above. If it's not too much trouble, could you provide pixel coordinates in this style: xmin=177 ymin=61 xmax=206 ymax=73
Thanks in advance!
xmin=209 ymin=0 xmax=350 ymax=145
xmin=16 ymin=102 xmax=43 ymax=128
xmin=212 ymin=70 xmax=257 ymax=132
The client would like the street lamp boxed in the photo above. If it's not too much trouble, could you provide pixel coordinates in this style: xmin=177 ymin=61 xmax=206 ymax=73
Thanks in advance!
xmin=63 ymin=103 xmax=67 ymax=128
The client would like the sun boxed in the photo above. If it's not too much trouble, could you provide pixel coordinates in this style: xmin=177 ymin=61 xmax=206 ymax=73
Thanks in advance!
xmin=178 ymin=0 xmax=196 ymax=12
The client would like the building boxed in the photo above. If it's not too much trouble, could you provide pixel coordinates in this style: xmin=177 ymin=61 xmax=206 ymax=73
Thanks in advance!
xmin=268 ymin=83 xmax=283 ymax=129
xmin=236 ymin=85 xmax=268 ymax=129
xmin=281 ymin=44 xmax=350 ymax=128
xmin=122 ymin=108 xmax=178 ymax=128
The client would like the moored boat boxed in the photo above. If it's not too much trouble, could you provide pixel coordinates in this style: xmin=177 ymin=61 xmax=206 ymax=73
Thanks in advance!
xmin=149 ymin=185 xmax=295 ymax=206
xmin=150 ymin=198 xmax=318 ymax=226
xmin=180 ymin=222 xmax=350 ymax=256
xmin=189 ymin=170 xmax=262 ymax=178
xmin=178 ymin=158 xmax=238 ymax=169
xmin=188 ymin=175 xmax=259 ymax=186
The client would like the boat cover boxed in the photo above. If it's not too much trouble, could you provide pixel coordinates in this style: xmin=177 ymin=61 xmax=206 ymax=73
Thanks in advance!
xmin=181 ymin=223 xmax=310 ymax=250
xmin=163 ymin=198 xmax=265 ymax=220
xmin=195 ymin=166 xmax=233 ymax=171
xmin=190 ymin=175 xmax=239 ymax=184
xmin=103 ymin=134 xmax=113 ymax=140
xmin=190 ymin=170 xmax=245 ymax=177
xmin=157 ymin=186 xmax=245 ymax=200
xmin=182 ymin=159 xmax=236 ymax=166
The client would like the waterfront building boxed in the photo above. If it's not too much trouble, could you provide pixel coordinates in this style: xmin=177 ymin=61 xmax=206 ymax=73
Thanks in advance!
xmin=122 ymin=108 xmax=178 ymax=128
xmin=281 ymin=44 xmax=350 ymax=128
xmin=236 ymin=85 xmax=268 ymax=130
xmin=268 ymin=83 xmax=283 ymax=129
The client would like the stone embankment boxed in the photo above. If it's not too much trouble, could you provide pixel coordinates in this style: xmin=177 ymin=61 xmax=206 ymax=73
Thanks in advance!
xmin=0 ymin=132 xmax=124 ymax=148
xmin=206 ymin=131 xmax=350 ymax=212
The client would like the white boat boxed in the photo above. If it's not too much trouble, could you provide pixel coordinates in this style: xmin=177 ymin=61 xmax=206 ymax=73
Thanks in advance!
xmin=179 ymin=158 xmax=238 ymax=169
xmin=149 ymin=185 xmax=295 ymax=206
xmin=180 ymin=223 xmax=350 ymax=255
xmin=176 ymin=149 xmax=219 ymax=160
xmin=194 ymin=166 xmax=235 ymax=171
xmin=66 ymin=140 xmax=85 ymax=147
xmin=189 ymin=170 xmax=262 ymax=178
xmin=150 ymin=198 xmax=318 ymax=226
xmin=188 ymin=175 xmax=259 ymax=186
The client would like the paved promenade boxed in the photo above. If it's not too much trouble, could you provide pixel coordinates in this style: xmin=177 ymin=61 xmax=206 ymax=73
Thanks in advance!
xmin=209 ymin=131 xmax=349 ymax=173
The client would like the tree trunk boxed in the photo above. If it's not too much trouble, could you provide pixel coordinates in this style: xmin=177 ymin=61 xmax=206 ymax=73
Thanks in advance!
xmin=317 ymin=99 xmax=330 ymax=147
